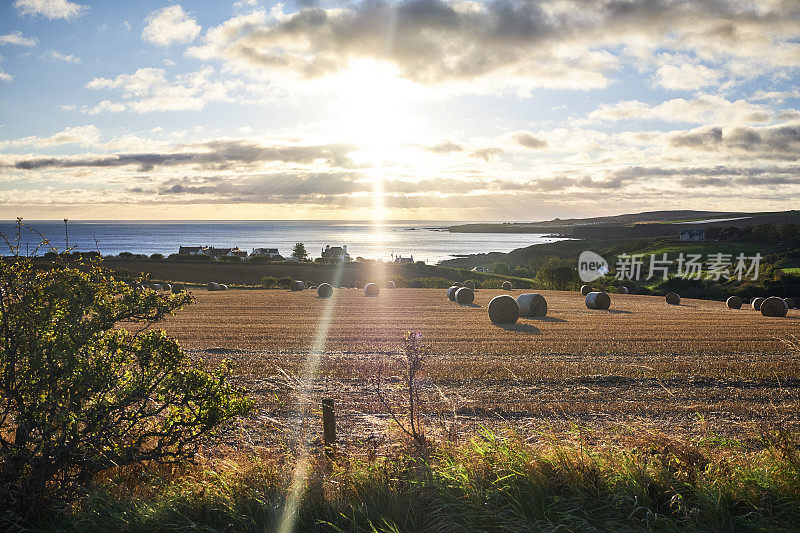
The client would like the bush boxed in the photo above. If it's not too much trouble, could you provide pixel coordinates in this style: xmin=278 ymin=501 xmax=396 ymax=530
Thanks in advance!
xmin=277 ymin=276 xmax=293 ymax=289
xmin=532 ymin=257 xmax=579 ymax=291
xmin=0 ymin=254 xmax=250 ymax=520
xmin=260 ymin=276 xmax=278 ymax=289
xmin=149 ymin=253 xmax=165 ymax=261
xmin=491 ymin=262 xmax=511 ymax=275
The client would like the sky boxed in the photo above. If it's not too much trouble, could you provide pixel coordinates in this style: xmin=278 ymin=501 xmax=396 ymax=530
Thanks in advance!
xmin=0 ymin=0 xmax=799 ymax=221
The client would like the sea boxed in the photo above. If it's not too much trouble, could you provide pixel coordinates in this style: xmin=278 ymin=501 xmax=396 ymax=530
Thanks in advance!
xmin=0 ymin=220 xmax=567 ymax=264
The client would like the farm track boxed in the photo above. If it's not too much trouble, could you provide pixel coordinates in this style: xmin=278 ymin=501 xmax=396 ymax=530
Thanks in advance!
xmin=150 ymin=289 xmax=800 ymax=452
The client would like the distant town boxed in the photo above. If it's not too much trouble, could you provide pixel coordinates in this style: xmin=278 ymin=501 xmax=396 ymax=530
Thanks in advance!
xmin=174 ymin=244 xmax=417 ymax=264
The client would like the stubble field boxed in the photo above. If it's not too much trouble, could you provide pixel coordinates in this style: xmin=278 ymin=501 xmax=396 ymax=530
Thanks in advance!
xmin=153 ymin=288 xmax=800 ymax=453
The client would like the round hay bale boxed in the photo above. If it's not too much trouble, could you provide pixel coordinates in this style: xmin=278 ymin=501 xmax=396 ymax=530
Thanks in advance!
xmin=502 ymin=281 xmax=513 ymax=290
xmin=364 ymin=283 xmax=380 ymax=297
xmin=726 ymin=296 xmax=742 ymax=309
xmin=665 ymin=292 xmax=681 ymax=305
xmin=751 ymin=297 xmax=765 ymax=311
xmin=172 ymin=283 xmax=185 ymax=294
xmin=761 ymin=296 xmax=788 ymax=317
xmin=447 ymin=286 xmax=458 ymax=301
xmin=207 ymin=282 xmax=219 ymax=291
xmin=151 ymin=284 xmax=162 ymax=292
xmin=617 ymin=286 xmax=629 ymax=294
xmin=219 ymin=284 xmax=228 ymax=291
xmin=453 ymin=281 xmax=462 ymax=287
xmin=464 ymin=280 xmax=476 ymax=290
xmin=580 ymin=285 xmax=592 ymax=296
xmin=784 ymin=297 xmax=795 ymax=309
xmin=516 ymin=293 xmax=547 ymax=317
xmin=488 ymin=295 xmax=519 ymax=324
xmin=317 ymin=283 xmax=333 ymax=298
xmin=290 ymin=280 xmax=305 ymax=291
xmin=585 ymin=291 xmax=611 ymax=310
xmin=455 ymin=287 xmax=474 ymax=305
xmin=386 ymin=280 xmax=396 ymax=289
xmin=163 ymin=283 xmax=172 ymax=291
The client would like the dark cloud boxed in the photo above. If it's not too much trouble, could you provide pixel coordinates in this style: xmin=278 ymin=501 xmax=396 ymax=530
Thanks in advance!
xmin=512 ymin=132 xmax=548 ymax=149
xmin=669 ymin=125 xmax=800 ymax=160
xmin=11 ymin=140 xmax=357 ymax=171
xmin=426 ymin=140 xmax=463 ymax=153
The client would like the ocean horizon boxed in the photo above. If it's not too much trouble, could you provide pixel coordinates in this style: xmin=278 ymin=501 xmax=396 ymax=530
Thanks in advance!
xmin=0 ymin=220 xmax=566 ymax=264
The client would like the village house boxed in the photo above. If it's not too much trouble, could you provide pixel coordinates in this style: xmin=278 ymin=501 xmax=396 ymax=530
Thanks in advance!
xmin=178 ymin=245 xmax=209 ymax=255
xmin=321 ymin=244 xmax=351 ymax=262
xmin=392 ymin=253 xmax=414 ymax=264
xmin=249 ymin=247 xmax=283 ymax=260
xmin=207 ymin=247 xmax=248 ymax=259
xmin=679 ymin=229 xmax=706 ymax=241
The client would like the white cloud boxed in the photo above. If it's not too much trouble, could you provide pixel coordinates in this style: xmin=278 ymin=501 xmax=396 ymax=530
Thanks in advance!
xmin=654 ymin=63 xmax=721 ymax=91
xmin=587 ymin=95 xmax=785 ymax=125
xmin=142 ymin=5 xmax=201 ymax=47
xmin=42 ymin=50 xmax=80 ymax=63
xmin=0 ymin=124 xmax=99 ymax=148
xmin=0 ymin=69 xmax=13 ymax=82
xmin=13 ymin=0 xmax=88 ymax=20
xmin=0 ymin=31 xmax=37 ymax=47
xmin=86 ymin=67 xmax=240 ymax=112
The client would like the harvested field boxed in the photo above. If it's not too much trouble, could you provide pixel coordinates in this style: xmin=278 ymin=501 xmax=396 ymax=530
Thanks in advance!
xmin=151 ymin=289 xmax=800 ymax=453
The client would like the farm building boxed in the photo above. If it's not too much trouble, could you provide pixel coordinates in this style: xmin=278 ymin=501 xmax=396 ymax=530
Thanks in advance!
xmin=679 ymin=229 xmax=706 ymax=241
xmin=207 ymin=247 xmax=248 ymax=259
xmin=321 ymin=244 xmax=351 ymax=262
xmin=392 ymin=254 xmax=414 ymax=264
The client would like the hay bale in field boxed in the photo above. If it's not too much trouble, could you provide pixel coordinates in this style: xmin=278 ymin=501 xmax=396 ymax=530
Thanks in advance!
xmin=761 ymin=296 xmax=789 ymax=317
xmin=290 ymin=280 xmax=304 ymax=291
xmin=502 ymin=281 xmax=513 ymax=290
xmin=585 ymin=291 xmax=611 ymax=310
xmin=465 ymin=280 xmax=476 ymax=290
xmin=488 ymin=295 xmax=519 ymax=324
xmin=317 ymin=283 xmax=333 ymax=298
xmin=151 ymin=284 xmax=162 ymax=291
xmin=447 ymin=286 xmax=458 ymax=301
xmin=580 ymin=285 xmax=592 ymax=296
xmin=726 ymin=296 xmax=742 ymax=309
xmin=617 ymin=286 xmax=629 ymax=294
xmin=453 ymin=281 xmax=462 ymax=287
xmin=516 ymin=293 xmax=547 ymax=317
xmin=172 ymin=283 xmax=185 ymax=294
xmin=751 ymin=297 xmax=765 ymax=311
xmin=364 ymin=283 xmax=380 ymax=297
xmin=161 ymin=283 xmax=171 ymax=291
xmin=207 ymin=282 xmax=219 ymax=291
xmin=665 ymin=292 xmax=681 ymax=305
xmin=784 ymin=297 xmax=795 ymax=309
xmin=455 ymin=287 xmax=474 ymax=305
xmin=219 ymin=284 xmax=228 ymax=291
xmin=386 ymin=280 xmax=396 ymax=289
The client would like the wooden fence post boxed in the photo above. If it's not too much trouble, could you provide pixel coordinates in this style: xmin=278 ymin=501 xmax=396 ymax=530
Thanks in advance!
xmin=322 ymin=399 xmax=336 ymax=447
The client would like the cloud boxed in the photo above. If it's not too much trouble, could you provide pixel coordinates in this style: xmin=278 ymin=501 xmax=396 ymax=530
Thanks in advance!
xmin=668 ymin=124 xmax=800 ymax=160
xmin=470 ymin=147 xmax=503 ymax=161
xmin=512 ymin=131 xmax=548 ymax=149
xmin=426 ymin=140 xmax=463 ymax=153
xmin=85 ymin=67 xmax=239 ymax=112
xmin=187 ymin=0 xmax=800 ymax=93
xmin=42 ymin=49 xmax=80 ymax=63
xmin=588 ymin=95 xmax=783 ymax=125
xmin=654 ymin=63 xmax=721 ymax=91
xmin=142 ymin=5 xmax=201 ymax=47
xmin=0 ymin=125 xmax=99 ymax=148
xmin=8 ymin=139 xmax=357 ymax=171
xmin=0 ymin=69 xmax=13 ymax=82
xmin=0 ymin=31 xmax=37 ymax=47
xmin=13 ymin=0 xmax=88 ymax=20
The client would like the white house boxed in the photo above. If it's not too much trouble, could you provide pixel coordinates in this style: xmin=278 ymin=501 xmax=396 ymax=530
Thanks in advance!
xmin=679 ymin=229 xmax=706 ymax=241
xmin=250 ymin=247 xmax=282 ymax=259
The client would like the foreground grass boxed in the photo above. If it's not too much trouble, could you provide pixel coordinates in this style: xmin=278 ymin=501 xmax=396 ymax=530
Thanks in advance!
xmin=29 ymin=429 xmax=800 ymax=532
